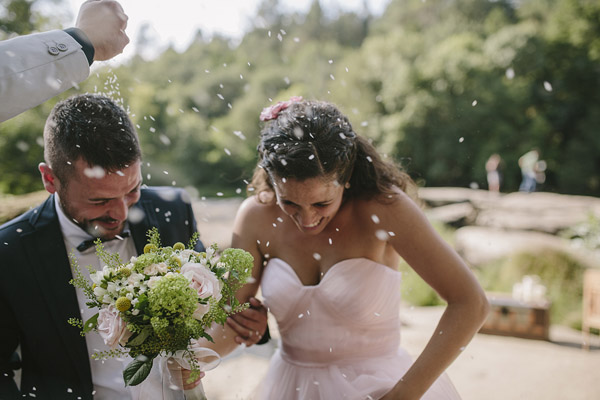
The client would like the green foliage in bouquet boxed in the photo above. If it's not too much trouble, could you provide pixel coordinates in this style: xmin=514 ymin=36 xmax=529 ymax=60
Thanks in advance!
xmin=68 ymin=228 xmax=254 ymax=386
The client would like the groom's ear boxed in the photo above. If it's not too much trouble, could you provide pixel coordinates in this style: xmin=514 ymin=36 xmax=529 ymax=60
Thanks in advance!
xmin=38 ymin=162 xmax=58 ymax=194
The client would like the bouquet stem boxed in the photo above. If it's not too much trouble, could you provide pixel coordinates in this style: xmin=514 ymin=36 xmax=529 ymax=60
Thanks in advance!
xmin=184 ymin=380 xmax=208 ymax=400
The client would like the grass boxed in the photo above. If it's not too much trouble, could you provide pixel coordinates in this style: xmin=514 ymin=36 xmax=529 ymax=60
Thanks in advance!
xmin=399 ymin=220 xmax=456 ymax=307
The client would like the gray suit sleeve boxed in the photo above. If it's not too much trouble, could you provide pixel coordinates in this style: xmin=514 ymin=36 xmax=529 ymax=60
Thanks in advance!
xmin=0 ymin=30 xmax=90 ymax=122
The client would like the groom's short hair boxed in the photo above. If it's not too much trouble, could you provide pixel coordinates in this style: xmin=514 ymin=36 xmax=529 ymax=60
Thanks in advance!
xmin=43 ymin=94 xmax=141 ymax=185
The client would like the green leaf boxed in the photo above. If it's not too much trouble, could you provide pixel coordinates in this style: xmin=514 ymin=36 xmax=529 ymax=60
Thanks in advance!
xmin=123 ymin=357 xmax=154 ymax=386
xmin=126 ymin=326 xmax=152 ymax=347
xmin=200 ymin=331 xmax=214 ymax=343
xmin=82 ymin=313 xmax=99 ymax=334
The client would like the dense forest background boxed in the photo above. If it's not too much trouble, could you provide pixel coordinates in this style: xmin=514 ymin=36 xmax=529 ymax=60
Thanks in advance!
xmin=1 ymin=0 xmax=599 ymax=198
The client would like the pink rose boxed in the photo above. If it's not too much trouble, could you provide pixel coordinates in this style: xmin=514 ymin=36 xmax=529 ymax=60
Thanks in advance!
xmin=181 ymin=263 xmax=223 ymax=320
xmin=259 ymin=96 xmax=303 ymax=121
xmin=97 ymin=305 xmax=133 ymax=349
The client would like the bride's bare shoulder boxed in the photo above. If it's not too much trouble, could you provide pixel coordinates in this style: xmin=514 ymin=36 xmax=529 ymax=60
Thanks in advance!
xmin=235 ymin=194 xmax=279 ymax=223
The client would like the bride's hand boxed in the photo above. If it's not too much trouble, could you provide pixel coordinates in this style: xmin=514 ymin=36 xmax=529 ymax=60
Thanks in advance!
xmin=166 ymin=358 xmax=205 ymax=390
xmin=181 ymin=369 xmax=205 ymax=390
xmin=227 ymin=297 xmax=268 ymax=346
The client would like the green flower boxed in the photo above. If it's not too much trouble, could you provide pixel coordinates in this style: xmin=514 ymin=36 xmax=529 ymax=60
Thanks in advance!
xmin=116 ymin=297 xmax=132 ymax=312
xmin=144 ymin=244 xmax=158 ymax=254
xmin=119 ymin=267 xmax=132 ymax=278
xmin=173 ymin=242 xmax=186 ymax=251
xmin=148 ymin=274 xmax=197 ymax=321
xmin=170 ymin=257 xmax=182 ymax=269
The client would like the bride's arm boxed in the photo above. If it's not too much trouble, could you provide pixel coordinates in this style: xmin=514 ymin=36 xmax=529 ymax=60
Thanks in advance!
xmin=196 ymin=197 xmax=267 ymax=357
xmin=378 ymin=192 xmax=489 ymax=400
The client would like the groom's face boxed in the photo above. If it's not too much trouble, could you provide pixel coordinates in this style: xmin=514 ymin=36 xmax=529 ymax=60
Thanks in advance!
xmin=55 ymin=159 xmax=142 ymax=239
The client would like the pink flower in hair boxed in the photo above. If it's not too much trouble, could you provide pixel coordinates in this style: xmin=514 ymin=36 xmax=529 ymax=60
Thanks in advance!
xmin=259 ymin=96 xmax=303 ymax=121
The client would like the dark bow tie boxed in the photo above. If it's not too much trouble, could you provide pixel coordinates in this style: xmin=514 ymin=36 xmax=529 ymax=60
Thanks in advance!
xmin=76 ymin=230 xmax=131 ymax=252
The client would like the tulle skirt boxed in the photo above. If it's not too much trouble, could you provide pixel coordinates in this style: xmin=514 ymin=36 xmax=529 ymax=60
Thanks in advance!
xmin=251 ymin=347 xmax=461 ymax=400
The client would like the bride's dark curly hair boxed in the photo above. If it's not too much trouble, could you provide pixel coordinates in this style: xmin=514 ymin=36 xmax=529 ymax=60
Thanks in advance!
xmin=249 ymin=100 xmax=415 ymax=202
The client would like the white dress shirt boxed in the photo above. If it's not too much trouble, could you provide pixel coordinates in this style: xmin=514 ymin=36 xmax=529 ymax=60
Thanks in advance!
xmin=55 ymin=194 xmax=135 ymax=399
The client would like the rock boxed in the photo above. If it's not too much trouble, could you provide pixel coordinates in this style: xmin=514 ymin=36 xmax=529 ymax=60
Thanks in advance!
xmin=474 ymin=192 xmax=600 ymax=234
xmin=454 ymin=226 xmax=597 ymax=268
xmin=418 ymin=187 xmax=495 ymax=208
xmin=425 ymin=202 xmax=477 ymax=227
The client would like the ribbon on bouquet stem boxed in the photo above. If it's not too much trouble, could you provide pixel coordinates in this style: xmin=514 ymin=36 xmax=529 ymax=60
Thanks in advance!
xmin=164 ymin=341 xmax=221 ymax=400
xmin=129 ymin=341 xmax=220 ymax=400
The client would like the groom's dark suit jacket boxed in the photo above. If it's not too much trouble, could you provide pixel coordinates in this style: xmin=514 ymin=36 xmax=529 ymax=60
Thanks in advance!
xmin=0 ymin=187 xmax=205 ymax=400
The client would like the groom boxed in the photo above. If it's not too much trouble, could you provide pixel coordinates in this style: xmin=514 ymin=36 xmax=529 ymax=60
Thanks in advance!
xmin=0 ymin=94 xmax=266 ymax=399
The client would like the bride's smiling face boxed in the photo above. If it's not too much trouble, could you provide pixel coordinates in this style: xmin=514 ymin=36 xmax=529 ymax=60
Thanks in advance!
xmin=272 ymin=175 xmax=345 ymax=235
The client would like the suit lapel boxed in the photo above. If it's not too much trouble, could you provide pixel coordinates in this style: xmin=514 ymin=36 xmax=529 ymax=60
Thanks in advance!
xmin=130 ymin=192 xmax=159 ymax=254
xmin=23 ymin=196 xmax=93 ymax=390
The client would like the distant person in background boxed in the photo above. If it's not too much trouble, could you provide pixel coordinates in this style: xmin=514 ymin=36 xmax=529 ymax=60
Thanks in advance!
xmin=0 ymin=0 xmax=130 ymax=123
xmin=485 ymin=153 xmax=502 ymax=193
xmin=518 ymin=149 xmax=540 ymax=192
xmin=534 ymin=158 xmax=547 ymax=189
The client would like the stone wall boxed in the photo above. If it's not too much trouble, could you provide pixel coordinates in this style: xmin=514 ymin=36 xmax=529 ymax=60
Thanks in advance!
xmin=419 ymin=187 xmax=600 ymax=268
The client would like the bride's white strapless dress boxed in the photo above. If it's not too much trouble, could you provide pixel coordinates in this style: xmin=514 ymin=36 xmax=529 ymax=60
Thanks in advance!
xmin=254 ymin=257 xmax=461 ymax=400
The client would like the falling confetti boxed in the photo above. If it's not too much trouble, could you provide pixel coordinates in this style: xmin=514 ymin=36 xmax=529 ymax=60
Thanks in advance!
xmin=83 ymin=166 xmax=106 ymax=179
xmin=233 ymin=130 xmax=246 ymax=140
xmin=375 ymin=230 xmax=389 ymax=241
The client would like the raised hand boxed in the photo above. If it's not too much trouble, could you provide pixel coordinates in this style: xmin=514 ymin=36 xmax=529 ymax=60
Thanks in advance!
xmin=76 ymin=0 xmax=129 ymax=61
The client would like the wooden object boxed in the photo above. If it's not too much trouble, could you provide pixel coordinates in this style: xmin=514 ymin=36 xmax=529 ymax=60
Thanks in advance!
xmin=582 ymin=268 xmax=600 ymax=350
xmin=479 ymin=293 xmax=550 ymax=340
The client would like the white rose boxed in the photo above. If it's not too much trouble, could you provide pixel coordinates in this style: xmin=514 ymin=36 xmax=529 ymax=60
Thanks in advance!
xmin=128 ymin=273 xmax=144 ymax=286
xmin=143 ymin=263 xmax=159 ymax=276
xmin=147 ymin=276 xmax=162 ymax=288
xmin=156 ymin=262 xmax=168 ymax=274
xmin=179 ymin=249 xmax=198 ymax=262
xmin=97 ymin=305 xmax=133 ymax=349
xmin=93 ymin=286 xmax=107 ymax=298
xmin=181 ymin=263 xmax=223 ymax=320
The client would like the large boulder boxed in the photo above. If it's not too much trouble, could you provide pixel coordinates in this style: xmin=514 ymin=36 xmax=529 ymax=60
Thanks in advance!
xmin=418 ymin=187 xmax=496 ymax=208
xmin=454 ymin=226 xmax=597 ymax=268
xmin=419 ymin=188 xmax=600 ymax=234
xmin=474 ymin=192 xmax=600 ymax=234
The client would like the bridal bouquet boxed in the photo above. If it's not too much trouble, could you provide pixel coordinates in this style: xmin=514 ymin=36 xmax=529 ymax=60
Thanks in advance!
xmin=68 ymin=228 xmax=253 ymax=395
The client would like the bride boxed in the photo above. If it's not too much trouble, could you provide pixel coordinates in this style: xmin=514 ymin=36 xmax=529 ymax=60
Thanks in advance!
xmin=210 ymin=98 xmax=489 ymax=399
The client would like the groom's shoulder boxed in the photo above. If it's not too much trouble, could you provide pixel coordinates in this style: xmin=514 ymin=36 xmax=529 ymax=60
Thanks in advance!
xmin=0 ymin=196 xmax=51 ymax=239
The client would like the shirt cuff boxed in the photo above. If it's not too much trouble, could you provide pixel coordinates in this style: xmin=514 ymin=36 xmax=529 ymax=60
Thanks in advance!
xmin=63 ymin=27 xmax=95 ymax=65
